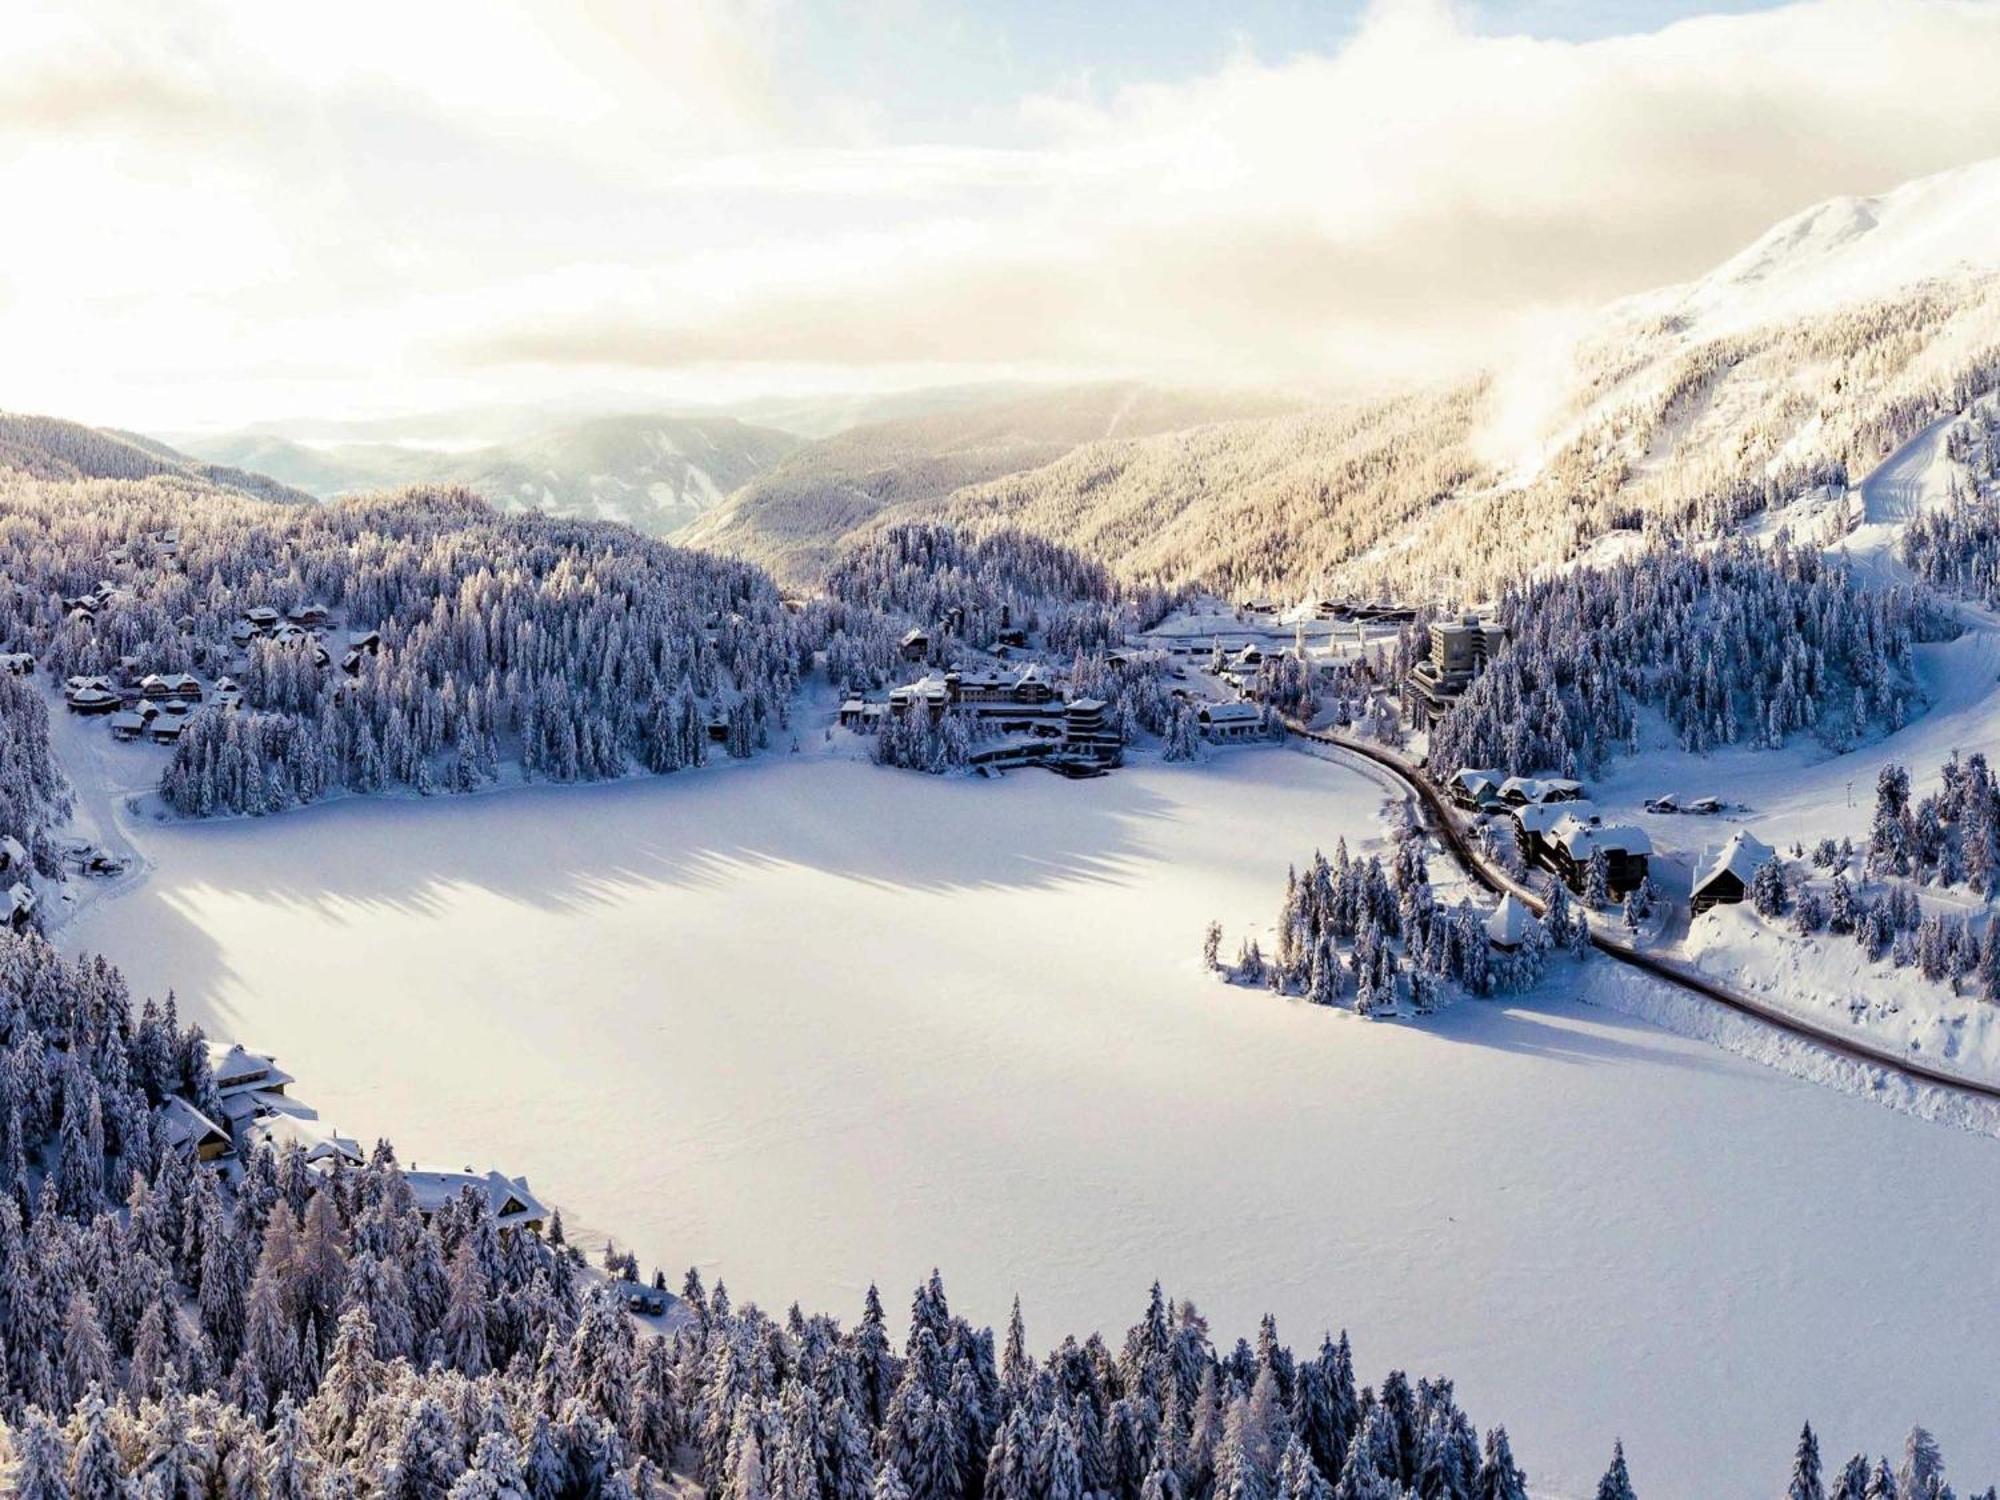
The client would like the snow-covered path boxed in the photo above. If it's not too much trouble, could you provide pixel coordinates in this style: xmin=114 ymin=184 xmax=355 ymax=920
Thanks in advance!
xmin=60 ymin=753 xmax=2000 ymax=1499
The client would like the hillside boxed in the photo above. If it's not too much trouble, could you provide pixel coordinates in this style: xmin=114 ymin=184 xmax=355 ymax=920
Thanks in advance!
xmin=676 ymin=382 xmax=1299 ymax=585
xmin=0 ymin=412 xmax=310 ymax=504
xmin=685 ymin=157 xmax=2000 ymax=605
xmin=181 ymin=412 xmax=802 ymax=535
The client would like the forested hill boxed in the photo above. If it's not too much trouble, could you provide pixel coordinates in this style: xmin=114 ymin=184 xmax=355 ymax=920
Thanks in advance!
xmin=0 ymin=413 xmax=312 ymax=505
xmin=0 ymin=464 xmax=909 ymax=824
xmin=689 ymin=157 xmax=2000 ymax=605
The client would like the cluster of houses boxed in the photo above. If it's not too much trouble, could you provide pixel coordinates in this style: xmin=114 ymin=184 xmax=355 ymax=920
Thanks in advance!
xmin=1402 ymin=613 xmax=1508 ymax=729
xmin=164 ymin=1040 xmax=550 ymax=1234
xmin=845 ymin=663 xmax=1125 ymax=772
xmin=64 ymin=666 xmax=239 ymax=745
xmin=1448 ymin=767 xmax=1654 ymax=900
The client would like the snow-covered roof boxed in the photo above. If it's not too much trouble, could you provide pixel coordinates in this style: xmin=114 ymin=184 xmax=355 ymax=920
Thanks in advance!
xmin=7 ymin=882 xmax=35 ymax=917
xmin=1486 ymin=894 xmax=1536 ymax=947
xmin=899 ymin=626 xmax=929 ymax=645
xmin=1198 ymin=701 xmax=1263 ymax=724
xmin=402 ymin=1167 xmax=548 ymax=1229
xmin=244 ymin=1113 xmax=362 ymax=1166
xmin=1449 ymin=767 xmax=1502 ymax=793
xmin=160 ymin=1096 xmax=230 ymax=1154
xmin=1513 ymin=800 xmax=1594 ymax=835
xmin=1552 ymin=814 xmax=1652 ymax=859
xmin=1067 ymin=697 xmax=1106 ymax=713
xmin=205 ymin=1041 xmax=294 ymax=1095
xmin=0 ymin=835 xmax=27 ymax=867
xmin=1696 ymin=831 xmax=1776 ymax=894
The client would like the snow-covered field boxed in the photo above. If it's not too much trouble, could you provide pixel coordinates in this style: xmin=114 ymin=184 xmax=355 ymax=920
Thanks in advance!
xmin=58 ymin=749 xmax=2000 ymax=1498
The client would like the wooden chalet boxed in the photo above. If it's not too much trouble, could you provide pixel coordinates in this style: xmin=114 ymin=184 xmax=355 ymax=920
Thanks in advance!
xmin=1692 ymin=831 xmax=1776 ymax=915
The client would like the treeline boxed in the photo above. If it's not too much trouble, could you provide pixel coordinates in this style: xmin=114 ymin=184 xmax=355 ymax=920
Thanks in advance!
xmin=0 ymin=673 xmax=73 ymax=876
xmin=1428 ymin=541 xmax=1944 ymax=780
xmin=825 ymin=525 xmax=1181 ymax=668
xmin=1 ymin=939 xmax=1991 ymax=1495
xmin=1210 ymin=822 xmax=1586 ymax=1013
xmin=0 ymin=472 xmax=906 ymax=818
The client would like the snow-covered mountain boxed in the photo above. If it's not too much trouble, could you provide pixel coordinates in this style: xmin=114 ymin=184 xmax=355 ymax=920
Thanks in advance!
xmin=690 ymin=156 xmax=2000 ymax=602
xmin=0 ymin=411 xmax=312 ymax=503
xmin=180 ymin=413 xmax=801 ymax=536
xmin=676 ymin=382 xmax=1299 ymax=584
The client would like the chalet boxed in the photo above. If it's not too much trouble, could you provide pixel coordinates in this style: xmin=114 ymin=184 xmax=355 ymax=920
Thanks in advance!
xmin=402 ymin=1167 xmax=548 ymax=1233
xmin=110 ymin=703 xmax=159 ymax=741
xmin=286 ymin=604 xmax=329 ymax=628
xmin=208 ymin=1041 xmax=296 ymax=1102
xmin=1486 ymin=893 xmax=1537 ymax=952
xmin=1402 ymin=614 xmax=1508 ymax=728
xmin=243 ymin=1112 xmax=363 ymax=1167
xmin=1509 ymin=799 xmax=1591 ymax=865
xmin=1684 ymin=796 xmax=1723 ymax=816
xmin=838 ymin=697 xmax=882 ymax=729
xmin=1197 ymin=701 xmax=1265 ymax=741
xmin=996 ymin=627 xmax=1028 ymax=649
xmin=1446 ymin=767 xmax=1504 ymax=811
xmin=64 ymin=677 xmax=119 ymax=715
xmin=0 ymin=836 xmax=25 ymax=875
xmin=1547 ymin=813 xmax=1652 ymax=898
xmin=1692 ymin=831 xmax=1776 ymax=915
xmin=160 ymin=1097 xmax=232 ymax=1162
xmin=242 ymin=606 xmax=280 ymax=633
xmin=899 ymin=627 xmax=930 ymax=662
xmin=1234 ymin=644 xmax=1265 ymax=669
xmin=149 ymin=718 xmax=186 ymax=746
xmin=1498 ymin=776 xmax=1585 ymax=806
xmin=213 ymin=676 xmax=243 ymax=710
xmin=6 ymin=882 xmax=35 ymax=931
xmin=612 ymin=1280 xmax=671 ymax=1317
xmin=269 ymin=622 xmax=307 ymax=645
xmin=0 ymin=652 xmax=32 ymax=675
xmin=140 ymin=672 xmax=202 ymax=704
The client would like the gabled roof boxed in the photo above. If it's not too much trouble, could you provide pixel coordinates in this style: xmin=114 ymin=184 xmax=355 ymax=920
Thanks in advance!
xmin=1448 ymin=767 xmax=1502 ymax=792
xmin=0 ymin=835 xmax=27 ymax=867
xmin=205 ymin=1041 xmax=294 ymax=1095
xmin=1486 ymin=893 xmax=1536 ymax=947
xmin=1696 ymin=830 xmax=1776 ymax=894
xmin=1513 ymin=800 xmax=1594 ymax=835
xmin=245 ymin=1112 xmax=362 ymax=1166
xmin=7 ymin=882 xmax=35 ymax=917
xmin=159 ymin=1096 xmax=229 ymax=1154
xmin=1198 ymin=701 xmax=1263 ymax=724
xmin=1552 ymin=814 xmax=1652 ymax=859
xmin=402 ymin=1166 xmax=548 ymax=1229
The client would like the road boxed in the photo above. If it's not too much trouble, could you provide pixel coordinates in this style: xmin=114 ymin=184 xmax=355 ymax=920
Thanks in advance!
xmin=1285 ymin=718 xmax=2000 ymax=1107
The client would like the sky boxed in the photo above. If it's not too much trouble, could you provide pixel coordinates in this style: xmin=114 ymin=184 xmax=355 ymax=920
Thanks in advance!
xmin=6 ymin=0 xmax=2000 ymax=434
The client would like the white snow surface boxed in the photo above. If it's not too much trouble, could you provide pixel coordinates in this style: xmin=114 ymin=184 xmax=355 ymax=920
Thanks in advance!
xmin=60 ymin=750 xmax=2000 ymax=1499
xmin=1670 ymin=155 xmax=2000 ymax=334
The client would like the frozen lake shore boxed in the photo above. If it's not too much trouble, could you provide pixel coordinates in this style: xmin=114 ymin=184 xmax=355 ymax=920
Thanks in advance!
xmin=63 ymin=750 xmax=2000 ymax=1499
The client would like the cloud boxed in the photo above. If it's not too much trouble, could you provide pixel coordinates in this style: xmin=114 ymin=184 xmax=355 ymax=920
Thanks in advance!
xmin=451 ymin=0 xmax=2000 ymax=394
xmin=8 ymin=0 xmax=2000 ymax=428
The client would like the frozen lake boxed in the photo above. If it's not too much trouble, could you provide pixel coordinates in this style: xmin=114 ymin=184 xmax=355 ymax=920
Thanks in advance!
xmin=65 ymin=750 xmax=2000 ymax=1499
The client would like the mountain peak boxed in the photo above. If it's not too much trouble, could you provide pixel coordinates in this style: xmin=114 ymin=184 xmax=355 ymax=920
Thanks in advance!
xmin=1672 ymin=154 xmax=2000 ymax=331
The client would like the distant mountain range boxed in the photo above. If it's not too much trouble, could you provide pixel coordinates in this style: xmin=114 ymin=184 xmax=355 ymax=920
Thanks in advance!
xmin=0 ymin=412 xmax=311 ymax=503
xmin=690 ymin=155 xmax=2000 ymax=600
xmin=22 ymin=156 xmax=2000 ymax=607
xmin=175 ymin=414 xmax=803 ymax=536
